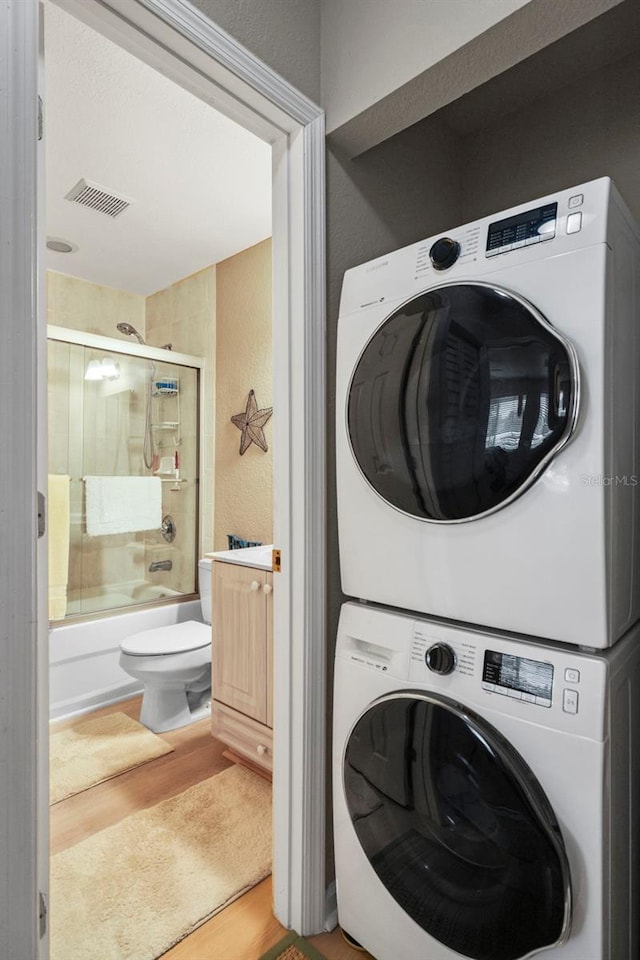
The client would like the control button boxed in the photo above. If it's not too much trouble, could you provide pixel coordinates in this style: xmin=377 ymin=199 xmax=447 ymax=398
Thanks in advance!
xmin=525 ymin=235 xmax=541 ymax=246
xmin=511 ymin=240 xmax=526 ymax=250
xmin=482 ymin=682 xmax=496 ymax=693
xmin=564 ymin=668 xmax=580 ymax=684
xmin=521 ymin=692 xmax=536 ymax=703
xmin=563 ymin=689 xmax=579 ymax=714
xmin=535 ymin=696 xmax=552 ymax=708
xmin=566 ymin=212 xmax=582 ymax=235
xmin=425 ymin=643 xmax=456 ymax=675
xmin=507 ymin=689 xmax=522 ymax=700
xmin=568 ymin=194 xmax=584 ymax=209
xmin=429 ymin=237 xmax=461 ymax=271
xmin=486 ymin=248 xmax=501 ymax=257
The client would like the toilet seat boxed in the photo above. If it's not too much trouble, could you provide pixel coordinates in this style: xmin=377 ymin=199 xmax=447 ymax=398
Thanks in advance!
xmin=121 ymin=620 xmax=210 ymax=657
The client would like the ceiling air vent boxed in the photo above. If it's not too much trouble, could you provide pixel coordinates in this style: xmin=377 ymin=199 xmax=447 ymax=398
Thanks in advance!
xmin=65 ymin=178 xmax=132 ymax=218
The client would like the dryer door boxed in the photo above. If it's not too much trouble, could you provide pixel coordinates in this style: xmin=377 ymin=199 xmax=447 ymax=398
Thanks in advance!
xmin=347 ymin=282 xmax=578 ymax=522
xmin=343 ymin=692 xmax=571 ymax=960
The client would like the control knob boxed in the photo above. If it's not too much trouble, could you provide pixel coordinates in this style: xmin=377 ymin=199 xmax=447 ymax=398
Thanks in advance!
xmin=429 ymin=237 xmax=461 ymax=271
xmin=425 ymin=643 xmax=456 ymax=675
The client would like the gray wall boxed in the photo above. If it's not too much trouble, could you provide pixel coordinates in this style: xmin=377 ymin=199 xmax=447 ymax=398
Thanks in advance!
xmin=189 ymin=0 xmax=321 ymax=104
xmin=460 ymin=51 xmax=640 ymax=224
xmin=324 ymin=0 xmax=625 ymax=157
xmin=320 ymin=0 xmax=530 ymax=133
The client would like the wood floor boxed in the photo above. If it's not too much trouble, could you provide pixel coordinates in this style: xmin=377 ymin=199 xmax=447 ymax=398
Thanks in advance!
xmin=51 ymin=697 xmax=373 ymax=960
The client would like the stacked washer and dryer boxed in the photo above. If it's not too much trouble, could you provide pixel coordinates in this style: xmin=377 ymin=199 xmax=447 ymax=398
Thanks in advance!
xmin=333 ymin=178 xmax=640 ymax=960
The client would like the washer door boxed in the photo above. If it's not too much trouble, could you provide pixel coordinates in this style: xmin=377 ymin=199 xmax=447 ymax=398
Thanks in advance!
xmin=347 ymin=283 xmax=578 ymax=522
xmin=343 ymin=693 xmax=571 ymax=960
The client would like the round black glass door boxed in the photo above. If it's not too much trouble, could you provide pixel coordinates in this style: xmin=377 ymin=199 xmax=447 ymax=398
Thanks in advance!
xmin=344 ymin=694 xmax=570 ymax=960
xmin=347 ymin=283 xmax=577 ymax=521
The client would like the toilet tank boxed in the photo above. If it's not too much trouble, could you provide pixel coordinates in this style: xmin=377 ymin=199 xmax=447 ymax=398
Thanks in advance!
xmin=198 ymin=558 xmax=213 ymax=625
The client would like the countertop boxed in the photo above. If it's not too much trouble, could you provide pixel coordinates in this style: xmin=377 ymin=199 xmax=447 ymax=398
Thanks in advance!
xmin=205 ymin=544 xmax=274 ymax=571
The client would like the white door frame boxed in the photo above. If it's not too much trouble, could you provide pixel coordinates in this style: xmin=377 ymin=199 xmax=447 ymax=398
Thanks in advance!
xmin=0 ymin=3 xmax=48 ymax=957
xmin=0 ymin=0 xmax=326 ymax=954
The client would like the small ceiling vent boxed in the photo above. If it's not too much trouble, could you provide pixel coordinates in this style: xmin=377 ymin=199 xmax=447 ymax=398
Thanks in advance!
xmin=65 ymin=178 xmax=133 ymax=218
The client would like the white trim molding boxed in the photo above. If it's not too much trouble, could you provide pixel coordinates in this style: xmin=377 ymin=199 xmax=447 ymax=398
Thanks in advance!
xmin=54 ymin=0 xmax=328 ymax=939
xmin=272 ymin=111 xmax=327 ymax=932
xmin=132 ymin=0 xmax=322 ymax=125
xmin=0 ymin=1 xmax=45 ymax=956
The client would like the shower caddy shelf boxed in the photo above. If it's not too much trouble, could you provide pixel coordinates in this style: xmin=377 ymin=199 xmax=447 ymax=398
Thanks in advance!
xmin=151 ymin=378 xmax=184 ymax=491
xmin=150 ymin=377 xmax=182 ymax=451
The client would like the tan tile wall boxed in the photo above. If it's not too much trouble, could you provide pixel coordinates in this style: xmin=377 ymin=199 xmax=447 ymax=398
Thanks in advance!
xmin=46 ymin=271 xmax=145 ymax=340
xmin=214 ymin=239 xmax=272 ymax=551
xmin=145 ymin=265 xmax=216 ymax=564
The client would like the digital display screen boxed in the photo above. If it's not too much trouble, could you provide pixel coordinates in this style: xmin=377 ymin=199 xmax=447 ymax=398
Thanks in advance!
xmin=483 ymin=650 xmax=554 ymax=704
xmin=486 ymin=203 xmax=557 ymax=255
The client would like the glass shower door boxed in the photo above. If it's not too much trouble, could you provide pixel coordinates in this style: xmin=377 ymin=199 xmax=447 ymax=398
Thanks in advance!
xmin=47 ymin=336 xmax=199 ymax=619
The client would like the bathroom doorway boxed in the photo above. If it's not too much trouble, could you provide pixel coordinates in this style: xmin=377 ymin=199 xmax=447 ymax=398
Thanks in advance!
xmin=0 ymin=0 xmax=326 ymax=955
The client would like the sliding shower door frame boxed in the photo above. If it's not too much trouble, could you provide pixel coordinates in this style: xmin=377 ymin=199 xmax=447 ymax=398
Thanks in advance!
xmin=1 ymin=0 xmax=326 ymax=955
xmin=47 ymin=324 xmax=205 ymax=620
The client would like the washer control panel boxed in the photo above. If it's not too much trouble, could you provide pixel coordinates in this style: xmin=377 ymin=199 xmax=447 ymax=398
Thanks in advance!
xmin=338 ymin=604 xmax=608 ymax=740
xmin=410 ymin=623 xmax=477 ymax=681
xmin=482 ymin=649 xmax=553 ymax=708
xmin=409 ymin=621 xmax=585 ymax=718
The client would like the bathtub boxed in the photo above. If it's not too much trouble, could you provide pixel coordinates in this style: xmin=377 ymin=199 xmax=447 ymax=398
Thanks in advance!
xmin=65 ymin=581 xmax=182 ymax=617
xmin=49 ymin=593 xmax=202 ymax=720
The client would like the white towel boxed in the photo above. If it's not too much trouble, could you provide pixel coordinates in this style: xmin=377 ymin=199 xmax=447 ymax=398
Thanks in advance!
xmin=84 ymin=476 xmax=162 ymax=536
xmin=48 ymin=474 xmax=70 ymax=619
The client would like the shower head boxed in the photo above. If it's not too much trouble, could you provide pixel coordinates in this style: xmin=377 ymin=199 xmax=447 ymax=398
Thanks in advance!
xmin=116 ymin=322 xmax=145 ymax=345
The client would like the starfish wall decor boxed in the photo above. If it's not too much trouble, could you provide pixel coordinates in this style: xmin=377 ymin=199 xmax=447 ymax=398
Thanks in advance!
xmin=231 ymin=389 xmax=273 ymax=455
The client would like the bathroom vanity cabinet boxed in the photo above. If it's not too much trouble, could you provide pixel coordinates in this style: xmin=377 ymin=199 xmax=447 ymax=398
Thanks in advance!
xmin=210 ymin=559 xmax=273 ymax=773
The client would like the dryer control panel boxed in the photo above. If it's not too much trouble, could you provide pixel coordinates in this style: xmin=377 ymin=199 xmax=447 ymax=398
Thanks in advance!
xmin=337 ymin=177 xmax=612 ymax=318
xmin=486 ymin=202 xmax=557 ymax=257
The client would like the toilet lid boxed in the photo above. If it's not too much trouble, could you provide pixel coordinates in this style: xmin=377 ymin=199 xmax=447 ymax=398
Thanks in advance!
xmin=121 ymin=621 xmax=211 ymax=656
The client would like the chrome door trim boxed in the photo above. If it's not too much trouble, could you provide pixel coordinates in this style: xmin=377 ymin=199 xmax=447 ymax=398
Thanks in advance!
xmin=342 ymin=689 xmax=573 ymax=958
xmin=345 ymin=280 xmax=581 ymax=524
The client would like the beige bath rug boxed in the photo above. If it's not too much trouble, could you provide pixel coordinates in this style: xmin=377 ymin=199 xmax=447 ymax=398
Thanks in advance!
xmin=260 ymin=932 xmax=328 ymax=960
xmin=50 ymin=711 xmax=174 ymax=804
xmin=50 ymin=764 xmax=272 ymax=960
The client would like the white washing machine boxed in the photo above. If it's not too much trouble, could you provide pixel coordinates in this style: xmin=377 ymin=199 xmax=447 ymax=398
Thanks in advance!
xmin=335 ymin=177 xmax=640 ymax=648
xmin=333 ymin=601 xmax=640 ymax=960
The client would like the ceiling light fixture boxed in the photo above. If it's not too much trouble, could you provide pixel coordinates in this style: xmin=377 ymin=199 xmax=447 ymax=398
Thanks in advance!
xmin=46 ymin=237 xmax=77 ymax=254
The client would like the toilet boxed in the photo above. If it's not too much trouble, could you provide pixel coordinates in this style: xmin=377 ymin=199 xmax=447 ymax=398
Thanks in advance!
xmin=119 ymin=558 xmax=213 ymax=733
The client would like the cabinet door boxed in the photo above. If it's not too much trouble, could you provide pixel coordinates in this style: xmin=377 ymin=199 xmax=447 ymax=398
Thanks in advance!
xmin=213 ymin=562 xmax=267 ymax=724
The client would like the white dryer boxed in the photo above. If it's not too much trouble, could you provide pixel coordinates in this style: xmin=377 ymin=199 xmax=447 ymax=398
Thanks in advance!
xmin=333 ymin=601 xmax=640 ymax=960
xmin=335 ymin=178 xmax=640 ymax=647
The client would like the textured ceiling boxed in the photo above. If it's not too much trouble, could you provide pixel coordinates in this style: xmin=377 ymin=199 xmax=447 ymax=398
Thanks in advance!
xmin=44 ymin=3 xmax=272 ymax=296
